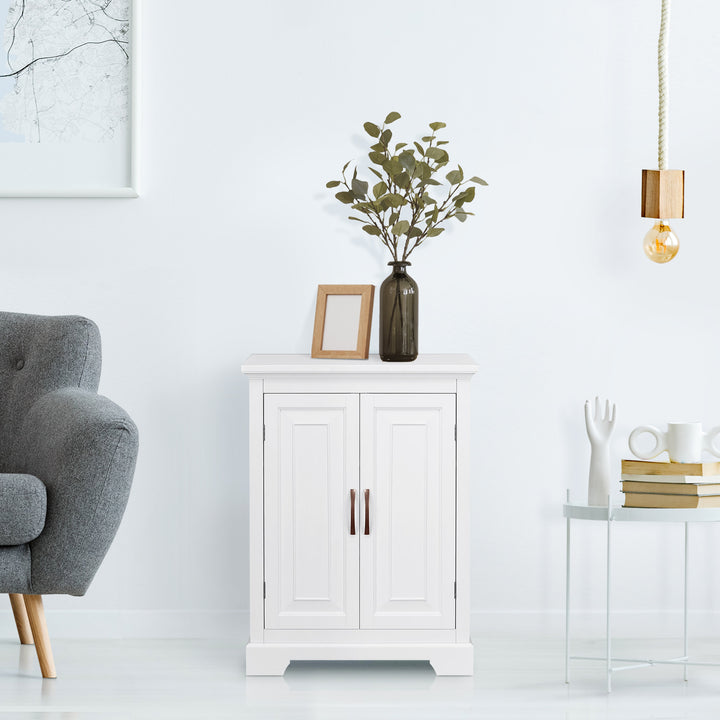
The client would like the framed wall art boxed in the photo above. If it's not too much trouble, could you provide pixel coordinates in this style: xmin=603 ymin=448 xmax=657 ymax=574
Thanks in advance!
xmin=311 ymin=285 xmax=375 ymax=359
xmin=0 ymin=0 xmax=139 ymax=197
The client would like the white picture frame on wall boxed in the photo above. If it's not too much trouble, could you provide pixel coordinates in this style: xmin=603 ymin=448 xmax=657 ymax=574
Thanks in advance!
xmin=0 ymin=0 xmax=139 ymax=197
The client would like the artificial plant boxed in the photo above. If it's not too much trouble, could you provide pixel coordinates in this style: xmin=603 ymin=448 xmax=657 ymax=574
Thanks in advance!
xmin=326 ymin=112 xmax=487 ymax=261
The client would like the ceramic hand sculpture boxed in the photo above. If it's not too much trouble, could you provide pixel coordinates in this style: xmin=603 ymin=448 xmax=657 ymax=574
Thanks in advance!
xmin=584 ymin=397 xmax=617 ymax=506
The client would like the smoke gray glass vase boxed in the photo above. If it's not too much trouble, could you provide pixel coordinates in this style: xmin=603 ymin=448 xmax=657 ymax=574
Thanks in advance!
xmin=379 ymin=261 xmax=418 ymax=362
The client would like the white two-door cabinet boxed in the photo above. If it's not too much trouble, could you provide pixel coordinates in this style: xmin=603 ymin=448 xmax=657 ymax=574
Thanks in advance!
xmin=241 ymin=354 xmax=477 ymax=675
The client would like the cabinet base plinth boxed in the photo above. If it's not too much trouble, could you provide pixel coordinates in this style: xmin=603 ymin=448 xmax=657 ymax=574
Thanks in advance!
xmin=245 ymin=642 xmax=474 ymax=676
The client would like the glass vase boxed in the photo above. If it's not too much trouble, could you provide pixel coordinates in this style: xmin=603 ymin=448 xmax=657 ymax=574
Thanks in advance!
xmin=379 ymin=261 xmax=418 ymax=362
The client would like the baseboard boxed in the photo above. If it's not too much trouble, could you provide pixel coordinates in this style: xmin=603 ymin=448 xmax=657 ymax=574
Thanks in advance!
xmin=471 ymin=611 xmax=720 ymax=639
xmin=0 ymin=609 xmax=249 ymax=640
xmin=3 ymin=609 xmax=718 ymax=640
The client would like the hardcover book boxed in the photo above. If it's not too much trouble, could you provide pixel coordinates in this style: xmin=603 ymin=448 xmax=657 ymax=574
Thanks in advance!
xmin=621 ymin=480 xmax=720 ymax=495
xmin=623 ymin=493 xmax=720 ymax=509
xmin=621 ymin=460 xmax=720 ymax=477
xmin=621 ymin=473 xmax=720 ymax=484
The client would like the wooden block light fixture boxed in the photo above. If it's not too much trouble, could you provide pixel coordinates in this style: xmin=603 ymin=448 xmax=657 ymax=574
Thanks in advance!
xmin=641 ymin=0 xmax=684 ymax=264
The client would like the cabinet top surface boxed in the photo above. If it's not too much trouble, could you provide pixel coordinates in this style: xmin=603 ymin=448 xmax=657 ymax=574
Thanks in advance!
xmin=242 ymin=354 xmax=478 ymax=376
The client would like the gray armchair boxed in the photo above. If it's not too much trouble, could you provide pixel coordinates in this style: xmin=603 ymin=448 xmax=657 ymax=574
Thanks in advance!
xmin=0 ymin=312 xmax=138 ymax=678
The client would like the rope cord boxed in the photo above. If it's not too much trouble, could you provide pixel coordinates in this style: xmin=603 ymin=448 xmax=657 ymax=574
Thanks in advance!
xmin=658 ymin=0 xmax=670 ymax=170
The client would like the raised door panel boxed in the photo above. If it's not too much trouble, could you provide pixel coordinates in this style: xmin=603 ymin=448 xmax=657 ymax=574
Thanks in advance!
xmin=264 ymin=394 xmax=359 ymax=629
xmin=360 ymin=394 xmax=456 ymax=630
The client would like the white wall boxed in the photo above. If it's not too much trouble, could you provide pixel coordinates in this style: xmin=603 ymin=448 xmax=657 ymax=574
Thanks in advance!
xmin=4 ymin=0 xmax=720 ymax=638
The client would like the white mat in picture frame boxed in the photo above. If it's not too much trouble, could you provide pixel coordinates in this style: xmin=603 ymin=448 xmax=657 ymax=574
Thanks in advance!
xmin=0 ymin=0 xmax=140 ymax=197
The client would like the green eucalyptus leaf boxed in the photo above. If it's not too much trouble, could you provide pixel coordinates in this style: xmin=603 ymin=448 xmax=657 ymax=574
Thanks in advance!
xmin=416 ymin=161 xmax=432 ymax=181
xmin=427 ymin=227 xmax=445 ymax=237
xmin=429 ymin=121 xmax=446 ymax=131
xmin=380 ymin=129 xmax=392 ymax=146
xmin=436 ymin=140 xmax=449 ymax=146
xmin=408 ymin=226 xmax=423 ymax=238
xmin=373 ymin=181 xmax=388 ymax=199
xmin=342 ymin=160 xmax=351 ymax=173
xmin=326 ymin=180 xmax=341 ymax=188
xmin=368 ymin=151 xmax=386 ymax=165
xmin=446 ymin=169 xmax=463 ymax=185
xmin=335 ymin=191 xmax=355 ymax=204
xmin=470 ymin=176 xmax=489 ymax=185
xmin=395 ymin=172 xmax=410 ymax=189
xmin=455 ymin=210 xmax=467 ymax=222
xmin=370 ymin=142 xmax=385 ymax=152
xmin=414 ymin=141 xmax=424 ymax=156
xmin=348 ymin=216 xmax=365 ymax=222
xmin=425 ymin=147 xmax=449 ymax=163
xmin=363 ymin=121 xmax=381 ymax=138
xmin=392 ymin=220 xmax=410 ymax=236
xmin=384 ymin=111 xmax=401 ymax=124
xmin=386 ymin=193 xmax=406 ymax=207
xmin=425 ymin=178 xmax=441 ymax=186
xmin=454 ymin=187 xmax=475 ymax=206
xmin=369 ymin=167 xmax=384 ymax=180
xmin=352 ymin=178 xmax=369 ymax=198
xmin=398 ymin=151 xmax=416 ymax=174
xmin=395 ymin=142 xmax=407 ymax=151
xmin=382 ymin=157 xmax=403 ymax=178
xmin=362 ymin=225 xmax=382 ymax=236
xmin=422 ymin=136 xmax=434 ymax=142
xmin=389 ymin=212 xmax=400 ymax=225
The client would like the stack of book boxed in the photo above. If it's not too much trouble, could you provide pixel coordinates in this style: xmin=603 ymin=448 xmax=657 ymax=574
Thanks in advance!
xmin=621 ymin=459 xmax=720 ymax=508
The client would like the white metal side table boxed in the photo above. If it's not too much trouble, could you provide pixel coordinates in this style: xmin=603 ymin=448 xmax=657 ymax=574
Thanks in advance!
xmin=564 ymin=490 xmax=720 ymax=692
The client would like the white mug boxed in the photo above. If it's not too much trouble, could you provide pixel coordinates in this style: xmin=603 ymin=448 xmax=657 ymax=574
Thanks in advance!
xmin=628 ymin=422 xmax=720 ymax=463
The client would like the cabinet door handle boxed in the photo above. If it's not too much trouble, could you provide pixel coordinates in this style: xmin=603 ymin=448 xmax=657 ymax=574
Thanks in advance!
xmin=364 ymin=489 xmax=370 ymax=535
xmin=350 ymin=489 xmax=356 ymax=535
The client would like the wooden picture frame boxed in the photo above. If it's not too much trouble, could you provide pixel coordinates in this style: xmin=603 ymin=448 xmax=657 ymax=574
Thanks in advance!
xmin=311 ymin=285 xmax=375 ymax=359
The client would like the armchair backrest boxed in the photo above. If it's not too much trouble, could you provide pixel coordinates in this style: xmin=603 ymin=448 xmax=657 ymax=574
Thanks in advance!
xmin=0 ymin=312 xmax=101 ymax=470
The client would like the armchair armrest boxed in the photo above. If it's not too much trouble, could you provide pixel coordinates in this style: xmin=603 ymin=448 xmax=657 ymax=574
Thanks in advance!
xmin=11 ymin=388 xmax=139 ymax=595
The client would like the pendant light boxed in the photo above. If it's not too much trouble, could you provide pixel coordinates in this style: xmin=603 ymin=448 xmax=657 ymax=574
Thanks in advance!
xmin=641 ymin=0 xmax=684 ymax=263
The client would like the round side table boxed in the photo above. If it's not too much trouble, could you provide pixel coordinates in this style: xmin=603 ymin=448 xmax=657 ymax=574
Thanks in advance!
xmin=564 ymin=489 xmax=720 ymax=692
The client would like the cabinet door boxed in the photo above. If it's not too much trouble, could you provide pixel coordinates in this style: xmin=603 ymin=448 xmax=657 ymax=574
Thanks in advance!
xmin=360 ymin=394 xmax=456 ymax=629
xmin=264 ymin=394 xmax=359 ymax=629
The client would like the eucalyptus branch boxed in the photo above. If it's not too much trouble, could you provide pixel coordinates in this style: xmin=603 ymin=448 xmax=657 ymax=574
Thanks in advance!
xmin=326 ymin=113 xmax=487 ymax=263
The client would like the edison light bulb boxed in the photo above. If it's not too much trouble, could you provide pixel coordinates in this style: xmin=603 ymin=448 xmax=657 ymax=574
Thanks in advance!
xmin=643 ymin=220 xmax=679 ymax=263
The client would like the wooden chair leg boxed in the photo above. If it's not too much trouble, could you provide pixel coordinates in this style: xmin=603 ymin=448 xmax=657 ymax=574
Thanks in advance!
xmin=9 ymin=593 xmax=34 ymax=645
xmin=23 ymin=594 xmax=56 ymax=679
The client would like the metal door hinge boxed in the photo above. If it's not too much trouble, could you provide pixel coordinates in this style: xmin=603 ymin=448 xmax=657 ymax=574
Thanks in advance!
xmin=263 ymin=581 xmax=266 ymax=599
xmin=454 ymin=425 xmax=457 ymax=441
xmin=454 ymin=581 xmax=457 ymax=599
xmin=263 ymin=425 xmax=266 ymax=441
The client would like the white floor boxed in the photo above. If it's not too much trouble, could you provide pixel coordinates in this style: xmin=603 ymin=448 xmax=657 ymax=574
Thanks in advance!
xmin=1 ymin=634 xmax=720 ymax=719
